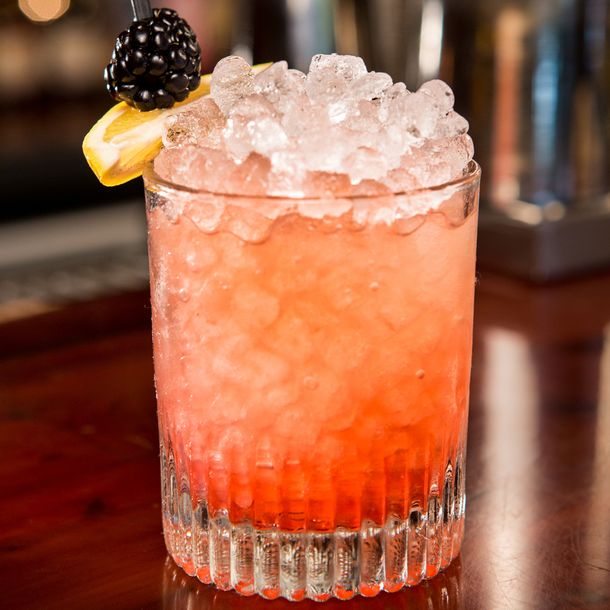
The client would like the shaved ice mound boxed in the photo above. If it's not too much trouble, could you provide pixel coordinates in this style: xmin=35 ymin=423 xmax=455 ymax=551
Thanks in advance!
xmin=155 ymin=54 xmax=473 ymax=201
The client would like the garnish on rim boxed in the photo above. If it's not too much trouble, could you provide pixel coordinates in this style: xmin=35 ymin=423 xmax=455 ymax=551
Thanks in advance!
xmin=82 ymin=0 xmax=265 ymax=185
xmin=83 ymin=65 xmax=270 ymax=186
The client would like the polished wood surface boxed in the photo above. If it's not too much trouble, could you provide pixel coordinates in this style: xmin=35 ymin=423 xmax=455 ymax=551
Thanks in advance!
xmin=1 ymin=271 xmax=610 ymax=609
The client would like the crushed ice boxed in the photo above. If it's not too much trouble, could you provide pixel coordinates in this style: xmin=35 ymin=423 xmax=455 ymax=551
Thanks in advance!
xmin=157 ymin=54 xmax=473 ymax=197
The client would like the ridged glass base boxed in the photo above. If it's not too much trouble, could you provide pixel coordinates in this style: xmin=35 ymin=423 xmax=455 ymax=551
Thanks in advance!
xmin=161 ymin=448 xmax=465 ymax=601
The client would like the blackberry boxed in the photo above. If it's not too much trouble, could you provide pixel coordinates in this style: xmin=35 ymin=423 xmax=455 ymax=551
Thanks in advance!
xmin=104 ymin=8 xmax=201 ymax=111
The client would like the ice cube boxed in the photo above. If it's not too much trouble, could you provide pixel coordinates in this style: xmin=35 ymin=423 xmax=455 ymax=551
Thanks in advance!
xmin=253 ymin=61 xmax=289 ymax=99
xmin=287 ymin=69 xmax=307 ymax=84
xmin=349 ymin=179 xmax=393 ymax=197
xmin=306 ymin=70 xmax=349 ymax=105
xmin=381 ymin=165 xmax=422 ymax=193
xmin=245 ymin=119 xmax=288 ymax=157
xmin=225 ymin=117 xmax=288 ymax=162
xmin=182 ymin=151 xmax=269 ymax=199
xmin=187 ymin=197 xmax=225 ymax=233
xmin=384 ymin=81 xmax=408 ymax=100
xmin=301 ymin=171 xmax=352 ymax=197
xmin=434 ymin=110 xmax=469 ymax=138
xmin=224 ymin=190 xmax=275 ymax=240
xmin=297 ymin=121 xmax=348 ymax=173
xmin=231 ymin=153 xmax=272 ymax=197
xmin=306 ymin=54 xmax=367 ymax=105
xmin=163 ymin=97 xmax=225 ymax=148
xmin=296 ymin=197 xmax=352 ymax=219
xmin=267 ymin=162 xmax=305 ymax=197
xmin=399 ymin=90 xmax=441 ymax=139
xmin=342 ymin=147 xmax=389 ymax=183
xmin=347 ymin=100 xmax=382 ymax=135
xmin=308 ymin=54 xmax=367 ymax=82
xmin=279 ymin=94 xmax=314 ymax=137
xmin=379 ymin=82 xmax=408 ymax=122
xmin=156 ymin=145 xmax=272 ymax=198
xmin=210 ymin=55 xmax=254 ymax=114
xmin=442 ymin=133 xmax=475 ymax=176
xmin=418 ymin=79 xmax=455 ymax=114
xmin=348 ymin=72 xmax=393 ymax=101
xmin=396 ymin=133 xmax=474 ymax=189
xmin=254 ymin=62 xmax=306 ymax=106
xmin=223 ymin=94 xmax=288 ymax=160
xmin=156 ymin=145 xmax=230 ymax=192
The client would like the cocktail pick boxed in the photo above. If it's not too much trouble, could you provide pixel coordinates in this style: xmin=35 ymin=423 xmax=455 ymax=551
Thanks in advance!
xmin=130 ymin=0 xmax=152 ymax=21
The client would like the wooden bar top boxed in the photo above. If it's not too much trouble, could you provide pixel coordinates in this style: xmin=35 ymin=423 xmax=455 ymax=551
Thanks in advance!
xmin=1 ymin=270 xmax=609 ymax=609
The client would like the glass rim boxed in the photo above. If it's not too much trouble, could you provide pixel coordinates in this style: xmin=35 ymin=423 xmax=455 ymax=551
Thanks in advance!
xmin=143 ymin=158 xmax=480 ymax=202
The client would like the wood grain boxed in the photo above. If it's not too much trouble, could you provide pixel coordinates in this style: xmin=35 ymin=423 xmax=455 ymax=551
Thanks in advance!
xmin=1 ymin=270 xmax=609 ymax=609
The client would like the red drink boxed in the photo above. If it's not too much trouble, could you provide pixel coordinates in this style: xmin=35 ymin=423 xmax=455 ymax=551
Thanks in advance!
xmin=145 ymin=159 xmax=480 ymax=600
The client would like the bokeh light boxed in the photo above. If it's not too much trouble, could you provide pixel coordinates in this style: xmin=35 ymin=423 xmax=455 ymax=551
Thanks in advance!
xmin=18 ymin=0 xmax=70 ymax=24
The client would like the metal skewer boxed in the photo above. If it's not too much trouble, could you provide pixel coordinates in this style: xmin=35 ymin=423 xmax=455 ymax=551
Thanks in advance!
xmin=130 ymin=0 xmax=152 ymax=20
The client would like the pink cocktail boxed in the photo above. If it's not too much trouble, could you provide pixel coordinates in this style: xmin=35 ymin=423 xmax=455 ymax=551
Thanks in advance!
xmin=144 ymin=55 xmax=480 ymax=601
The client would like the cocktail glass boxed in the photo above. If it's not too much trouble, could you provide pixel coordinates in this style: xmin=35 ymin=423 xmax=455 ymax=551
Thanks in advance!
xmin=143 ymin=159 xmax=480 ymax=601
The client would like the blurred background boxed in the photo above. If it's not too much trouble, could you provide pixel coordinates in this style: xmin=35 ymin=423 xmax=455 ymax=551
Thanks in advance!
xmin=0 ymin=0 xmax=609 ymax=320
xmin=2 ymin=7 xmax=609 ymax=606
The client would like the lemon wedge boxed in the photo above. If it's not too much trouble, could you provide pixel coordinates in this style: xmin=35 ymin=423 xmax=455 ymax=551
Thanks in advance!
xmin=83 ymin=64 xmax=270 ymax=186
